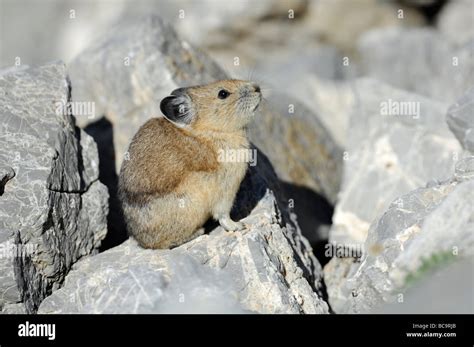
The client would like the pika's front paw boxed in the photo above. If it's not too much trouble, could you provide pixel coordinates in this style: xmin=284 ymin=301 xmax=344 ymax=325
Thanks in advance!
xmin=219 ymin=217 xmax=245 ymax=232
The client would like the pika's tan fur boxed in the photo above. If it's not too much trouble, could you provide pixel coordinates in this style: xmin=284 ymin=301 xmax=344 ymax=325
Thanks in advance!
xmin=119 ymin=80 xmax=261 ymax=249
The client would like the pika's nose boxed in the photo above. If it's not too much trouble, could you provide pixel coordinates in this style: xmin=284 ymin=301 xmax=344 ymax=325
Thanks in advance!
xmin=253 ymin=84 xmax=261 ymax=93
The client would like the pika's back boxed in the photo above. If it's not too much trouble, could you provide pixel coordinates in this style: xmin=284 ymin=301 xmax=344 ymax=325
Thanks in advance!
xmin=119 ymin=117 xmax=218 ymax=206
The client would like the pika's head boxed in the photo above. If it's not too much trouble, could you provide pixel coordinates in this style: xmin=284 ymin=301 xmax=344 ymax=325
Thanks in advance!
xmin=160 ymin=79 xmax=261 ymax=132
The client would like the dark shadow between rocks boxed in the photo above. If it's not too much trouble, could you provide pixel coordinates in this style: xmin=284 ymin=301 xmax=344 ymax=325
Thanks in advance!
xmin=231 ymin=164 xmax=268 ymax=222
xmin=202 ymin=219 xmax=219 ymax=234
xmin=201 ymin=152 xmax=268 ymax=236
xmin=278 ymin=181 xmax=334 ymax=305
xmin=84 ymin=117 xmax=128 ymax=251
xmin=279 ymin=182 xmax=334 ymax=267
xmin=399 ymin=0 xmax=448 ymax=24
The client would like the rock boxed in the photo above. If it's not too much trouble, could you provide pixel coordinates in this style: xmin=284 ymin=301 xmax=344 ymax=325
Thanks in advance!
xmin=0 ymin=1 xmax=128 ymax=68
xmin=249 ymin=93 xmax=343 ymax=205
xmin=330 ymin=79 xmax=462 ymax=245
xmin=39 ymin=151 xmax=329 ymax=314
xmin=325 ymin=163 xmax=474 ymax=313
xmin=209 ymin=33 xmax=346 ymax=84
xmin=374 ymin=257 xmax=474 ymax=314
xmin=358 ymin=27 xmax=474 ymax=104
xmin=437 ymin=0 xmax=474 ymax=47
xmin=0 ymin=62 xmax=108 ymax=313
xmin=0 ymin=303 xmax=26 ymax=314
xmin=323 ymin=257 xmax=360 ymax=312
xmin=0 ymin=0 xmax=306 ymax=68
xmin=39 ymin=237 xmax=248 ymax=314
xmin=83 ymin=118 xmax=128 ymax=250
xmin=446 ymin=87 xmax=474 ymax=154
xmin=306 ymin=0 xmax=424 ymax=54
xmin=160 ymin=0 xmax=308 ymax=46
xmin=454 ymin=156 xmax=474 ymax=182
xmin=283 ymin=76 xmax=356 ymax=149
xmin=253 ymin=44 xmax=346 ymax=84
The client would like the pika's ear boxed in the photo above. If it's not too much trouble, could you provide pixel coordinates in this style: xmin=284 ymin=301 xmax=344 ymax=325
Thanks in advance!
xmin=160 ymin=94 xmax=194 ymax=126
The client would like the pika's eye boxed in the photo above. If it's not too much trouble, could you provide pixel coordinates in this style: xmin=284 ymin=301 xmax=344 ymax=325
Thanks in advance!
xmin=218 ymin=89 xmax=230 ymax=99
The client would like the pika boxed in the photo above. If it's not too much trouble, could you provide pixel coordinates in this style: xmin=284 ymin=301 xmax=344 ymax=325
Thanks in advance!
xmin=118 ymin=80 xmax=262 ymax=249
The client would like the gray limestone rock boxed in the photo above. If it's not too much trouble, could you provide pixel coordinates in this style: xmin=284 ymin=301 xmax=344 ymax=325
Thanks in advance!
xmin=39 ymin=152 xmax=329 ymax=314
xmin=325 ymin=160 xmax=474 ymax=313
xmin=330 ymin=78 xmax=462 ymax=245
xmin=374 ymin=257 xmax=474 ymax=314
xmin=283 ymin=76 xmax=356 ymax=149
xmin=0 ymin=62 xmax=108 ymax=313
xmin=437 ymin=0 xmax=474 ymax=47
xmin=306 ymin=0 xmax=424 ymax=54
xmin=446 ymin=87 xmax=474 ymax=154
xmin=358 ymin=27 xmax=474 ymax=104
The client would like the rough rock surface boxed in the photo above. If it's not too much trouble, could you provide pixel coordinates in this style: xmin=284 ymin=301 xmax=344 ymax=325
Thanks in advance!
xmin=374 ymin=257 xmax=474 ymax=314
xmin=306 ymin=0 xmax=424 ymax=54
xmin=0 ymin=62 xmax=108 ymax=313
xmin=0 ymin=302 xmax=26 ymax=314
xmin=39 ymin=152 xmax=329 ymax=314
xmin=159 ymin=0 xmax=308 ymax=46
xmin=284 ymin=76 xmax=356 ymax=149
xmin=330 ymin=79 xmax=461 ymax=245
xmin=325 ymin=158 xmax=474 ymax=313
xmin=0 ymin=0 xmax=425 ymax=67
xmin=358 ymin=27 xmax=474 ymax=104
xmin=437 ymin=0 xmax=474 ymax=47
xmin=250 ymin=45 xmax=344 ymax=84
xmin=446 ymin=87 xmax=474 ymax=154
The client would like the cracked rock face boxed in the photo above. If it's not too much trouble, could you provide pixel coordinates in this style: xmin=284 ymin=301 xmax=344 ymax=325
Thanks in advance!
xmin=330 ymin=78 xmax=462 ymax=245
xmin=0 ymin=62 xmax=108 ymax=313
xmin=39 ymin=152 xmax=329 ymax=314
xmin=325 ymin=162 xmax=474 ymax=313
xmin=446 ymin=87 xmax=474 ymax=154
